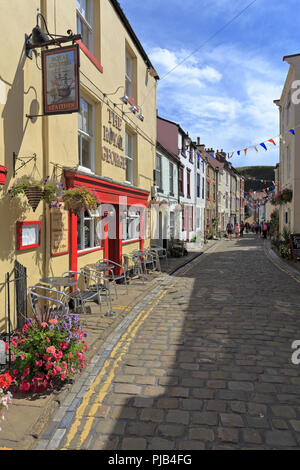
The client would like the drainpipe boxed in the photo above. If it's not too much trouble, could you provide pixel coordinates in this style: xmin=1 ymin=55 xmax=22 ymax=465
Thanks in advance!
xmin=41 ymin=0 xmax=50 ymax=280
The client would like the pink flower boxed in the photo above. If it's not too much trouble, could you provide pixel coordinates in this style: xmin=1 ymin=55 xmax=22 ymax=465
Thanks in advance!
xmin=49 ymin=319 xmax=58 ymax=325
xmin=19 ymin=380 xmax=30 ymax=393
xmin=46 ymin=346 xmax=56 ymax=356
xmin=41 ymin=322 xmax=48 ymax=328
xmin=20 ymin=353 xmax=25 ymax=360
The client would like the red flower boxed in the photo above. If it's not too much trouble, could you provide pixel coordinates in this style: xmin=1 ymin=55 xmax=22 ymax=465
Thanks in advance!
xmin=0 ymin=372 xmax=13 ymax=390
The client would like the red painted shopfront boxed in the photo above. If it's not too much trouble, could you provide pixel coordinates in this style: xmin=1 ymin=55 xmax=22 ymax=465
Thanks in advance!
xmin=64 ymin=170 xmax=149 ymax=273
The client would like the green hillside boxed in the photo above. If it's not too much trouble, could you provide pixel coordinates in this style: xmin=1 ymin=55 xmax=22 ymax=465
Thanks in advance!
xmin=236 ymin=166 xmax=275 ymax=193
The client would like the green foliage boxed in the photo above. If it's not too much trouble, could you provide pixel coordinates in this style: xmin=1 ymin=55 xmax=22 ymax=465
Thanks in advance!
xmin=63 ymin=186 xmax=98 ymax=216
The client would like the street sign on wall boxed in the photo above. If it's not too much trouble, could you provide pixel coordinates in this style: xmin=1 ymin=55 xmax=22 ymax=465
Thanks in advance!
xmin=42 ymin=44 xmax=80 ymax=115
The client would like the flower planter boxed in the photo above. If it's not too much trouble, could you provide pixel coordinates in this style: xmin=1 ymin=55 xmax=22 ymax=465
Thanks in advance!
xmin=0 ymin=165 xmax=8 ymax=185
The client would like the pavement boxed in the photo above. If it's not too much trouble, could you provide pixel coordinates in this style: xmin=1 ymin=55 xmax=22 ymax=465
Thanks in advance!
xmin=2 ymin=234 xmax=300 ymax=450
xmin=0 ymin=241 xmax=214 ymax=450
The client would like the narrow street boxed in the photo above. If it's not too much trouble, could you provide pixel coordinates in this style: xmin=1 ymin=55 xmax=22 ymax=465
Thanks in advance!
xmin=34 ymin=233 xmax=300 ymax=450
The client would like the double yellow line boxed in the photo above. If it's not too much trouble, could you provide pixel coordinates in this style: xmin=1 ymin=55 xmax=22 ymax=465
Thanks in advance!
xmin=63 ymin=245 xmax=219 ymax=449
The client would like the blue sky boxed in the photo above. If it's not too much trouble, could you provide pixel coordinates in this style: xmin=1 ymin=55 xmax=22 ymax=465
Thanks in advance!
xmin=119 ymin=0 xmax=300 ymax=167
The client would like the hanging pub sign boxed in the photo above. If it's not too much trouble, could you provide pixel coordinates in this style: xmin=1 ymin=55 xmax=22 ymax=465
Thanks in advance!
xmin=42 ymin=44 xmax=80 ymax=115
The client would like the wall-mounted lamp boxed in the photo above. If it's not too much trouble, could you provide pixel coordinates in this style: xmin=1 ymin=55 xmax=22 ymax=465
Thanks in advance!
xmin=130 ymin=105 xmax=137 ymax=114
xmin=138 ymin=113 xmax=144 ymax=122
xmin=25 ymin=13 xmax=81 ymax=59
xmin=121 ymin=95 xmax=129 ymax=104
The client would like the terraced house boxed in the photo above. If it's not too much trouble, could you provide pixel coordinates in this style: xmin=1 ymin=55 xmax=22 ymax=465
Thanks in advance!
xmin=0 ymin=0 xmax=158 ymax=332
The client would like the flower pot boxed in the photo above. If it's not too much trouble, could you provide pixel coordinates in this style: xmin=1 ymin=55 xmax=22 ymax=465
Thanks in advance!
xmin=0 ymin=165 xmax=8 ymax=185
xmin=24 ymin=186 xmax=44 ymax=212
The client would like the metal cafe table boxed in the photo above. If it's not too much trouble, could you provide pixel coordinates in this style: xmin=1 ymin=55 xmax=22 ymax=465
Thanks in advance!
xmin=40 ymin=276 xmax=79 ymax=291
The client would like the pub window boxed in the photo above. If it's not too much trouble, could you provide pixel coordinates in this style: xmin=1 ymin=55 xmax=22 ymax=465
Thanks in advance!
xmin=78 ymin=96 xmax=95 ymax=172
xmin=122 ymin=210 xmax=140 ymax=241
xmin=125 ymin=130 xmax=135 ymax=184
xmin=125 ymin=49 xmax=136 ymax=101
xmin=77 ymin=0 xmax=94 ymax=52
xmin=77 ymin=209 xmax=101 ymax=251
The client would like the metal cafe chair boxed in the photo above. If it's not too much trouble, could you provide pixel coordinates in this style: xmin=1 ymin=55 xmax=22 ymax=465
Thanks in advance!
xmin=81 ymin=267 xmax=115 ymax=316
xmin=148 ymin=249 xmax=162 ymax=273
xmin=98 ymin=258 xmax=129 ymax=297
xmin=61 ymin=270 xmax=102 ymax=314
xmin=151 ymin=245 xmax=169 ymax=268
xmin=29 ymin=285 xmax=70 ymax=320
xmin=134 ymin=249 xmax=155 ymax=274
xmin=122 ymin=253 xmax=145 ymax=283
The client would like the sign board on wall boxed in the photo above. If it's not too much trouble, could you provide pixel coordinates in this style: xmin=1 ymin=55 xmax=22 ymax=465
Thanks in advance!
xmin=42 ymin=44 xmax=80 ymax=115
xmin=50 ymin=206 xmax=69 ymax=257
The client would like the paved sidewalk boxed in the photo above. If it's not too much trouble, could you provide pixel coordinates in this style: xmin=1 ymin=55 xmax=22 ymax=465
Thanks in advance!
xmin=31 ymin=233 xmax=300 ymax=451
xmin=0 ymin=242 xmax=215 ymax=450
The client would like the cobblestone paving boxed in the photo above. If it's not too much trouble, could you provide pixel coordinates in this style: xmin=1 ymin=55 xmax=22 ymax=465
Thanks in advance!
xmin=45 ymin=235 xmax=300 ymax=450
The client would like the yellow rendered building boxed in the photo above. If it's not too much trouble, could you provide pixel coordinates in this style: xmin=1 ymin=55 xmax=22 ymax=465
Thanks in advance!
xmin=0 ymin=0 xmax=158 ymax=332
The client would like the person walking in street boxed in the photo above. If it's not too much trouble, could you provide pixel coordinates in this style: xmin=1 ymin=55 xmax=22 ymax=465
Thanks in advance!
xmin=226 ymin=221 xmax=233 ymax=240
xmin=254 ymin=221 xmax=260 ymax=237
xmin=240 ymin=221 xmax=245 ymax=238
xmin=267 ymin=220 xmax=271 ymax=238
xmin=245 ymin=222 xmax=250 ymax=233
xmin=234 ymin=222 xmax=240 ymax=239
xmin=262 ymin=220 xmax=268 ymax=239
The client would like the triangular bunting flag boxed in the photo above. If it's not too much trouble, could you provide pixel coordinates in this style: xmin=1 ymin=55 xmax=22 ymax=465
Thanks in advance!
xmin=254 ymin=146 xmax=258 ymax=152
xmin=260 ymin=143 xmax=267 ymax=151
xmin=268 ymin=139 xmax=276 ymax=146
xmin=244 ymin=149 xmax=247 ymax=156
xmin=289 ymin=129 xmax=295 ymax=135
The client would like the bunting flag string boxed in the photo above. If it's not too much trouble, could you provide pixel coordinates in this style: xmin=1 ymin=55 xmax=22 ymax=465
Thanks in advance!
xmin=223 ymin=127 xmax=296 ymax=159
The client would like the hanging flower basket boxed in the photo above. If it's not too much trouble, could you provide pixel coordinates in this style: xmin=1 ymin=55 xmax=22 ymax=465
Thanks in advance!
xmin=278 ymin=189 xmax=293 ymax=204
xmin=63 ymin=186 xmax=99 ymax=216
xmin=0 ymin=165 xmax=8 ymax=185
xmin=8 ymin=176 xmax=65 ymax=212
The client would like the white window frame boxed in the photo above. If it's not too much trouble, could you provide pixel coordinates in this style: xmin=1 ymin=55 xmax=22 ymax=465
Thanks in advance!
xmin=125 ymin=50 xmax=133 ymax=99
xmin=125 ymin=130 xmax=135 ymax=184
xmin=76 ymin=0 xmax=94 ymax=53
xmin=169 ymin=162 xmax=174 ymax=194
xmin=122 ymin=209 xmax=140 ymax=242
xmin=78 ymin=96 xmax=95 ymax=173
xmin=77 ymin=207 xmax=101 ymax=252
xmin=156 ymin=154 xmax=162 ymax=190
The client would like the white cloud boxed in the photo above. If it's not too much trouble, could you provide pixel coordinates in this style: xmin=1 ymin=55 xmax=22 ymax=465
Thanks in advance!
xmin=151 ymin=43 xmax=285 ymax=165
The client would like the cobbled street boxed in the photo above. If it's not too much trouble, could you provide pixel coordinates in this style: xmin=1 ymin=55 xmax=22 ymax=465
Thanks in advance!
xmin=38 ymin=234 xmax=300 ymax=450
